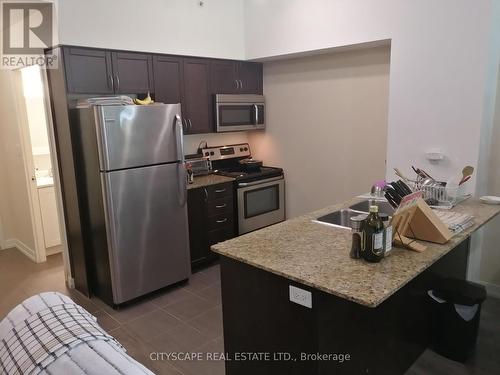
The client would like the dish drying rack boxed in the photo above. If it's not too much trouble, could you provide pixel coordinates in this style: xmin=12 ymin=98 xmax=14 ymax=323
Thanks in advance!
xmin=408 ymin=175 xmax=469 ymax=209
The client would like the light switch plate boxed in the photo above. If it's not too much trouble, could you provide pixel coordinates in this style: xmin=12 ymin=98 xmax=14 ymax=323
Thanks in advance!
xmin=289 ymin=285 xmax=312 ymax=308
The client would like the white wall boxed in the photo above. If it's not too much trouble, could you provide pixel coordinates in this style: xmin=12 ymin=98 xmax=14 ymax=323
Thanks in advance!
xmin=478 ymin=57 xmax=500 ymax=295
xmin=22 ymin=66 xmax=53 ymax=172
xmin=57 ymin=0 xmax=251 ymax=156
xmin=25 ymin=98 xmax=50 ymax=157
xmin=249 ymin=46 xmax=390 ymax=218
xmin=57 ymin=0 xmax=245 ymax=59
xmin=244 ymin=0 xmax=494 ymax=189
xmin=183 ymin=132 xmax=249 ymax=155
xmin=0 ymin=71 xmax=36 ymax=254
xmin=244 ymin=0 xmax=500 ymax=289
xmin=469 ymin=1 xmax=500 ymax=295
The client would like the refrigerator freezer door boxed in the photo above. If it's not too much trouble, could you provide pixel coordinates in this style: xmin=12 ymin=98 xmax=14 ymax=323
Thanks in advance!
xmin=95 ymin=104 xmax=182 ymax=171
xmin=102 ymin=162 xmax=190 ymax=304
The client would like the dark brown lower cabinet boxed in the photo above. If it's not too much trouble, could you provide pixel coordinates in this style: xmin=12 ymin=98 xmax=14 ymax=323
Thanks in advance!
xmin=219 ymin=239 xmax=471 ymax=375
xmin=187 ymin=182 xmax=236 ymax=269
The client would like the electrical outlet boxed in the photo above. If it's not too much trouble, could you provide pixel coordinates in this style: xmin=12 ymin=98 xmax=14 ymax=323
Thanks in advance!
xmin=289 ymin=285 xmax=312 ymax=308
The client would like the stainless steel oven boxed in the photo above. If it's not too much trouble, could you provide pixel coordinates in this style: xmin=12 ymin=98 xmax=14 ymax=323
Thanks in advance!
xmin=237 ymin=175 xmax=285 ymax=234
xmin=215 ymin=94 xmax=265 ymax=132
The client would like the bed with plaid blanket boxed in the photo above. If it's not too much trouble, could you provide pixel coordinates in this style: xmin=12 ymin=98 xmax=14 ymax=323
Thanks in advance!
xmin=0 ymin=292 xmax=155 ymax=375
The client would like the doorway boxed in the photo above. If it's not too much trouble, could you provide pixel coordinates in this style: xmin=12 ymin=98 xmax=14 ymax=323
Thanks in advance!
xmin=0 ymin=66 xmax=69 ymax=283
xmin=20 ymin=65 xmax=63 ymax=259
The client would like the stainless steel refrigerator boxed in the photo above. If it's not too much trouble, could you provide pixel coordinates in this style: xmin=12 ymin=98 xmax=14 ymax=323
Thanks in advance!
xmin=72 ymin=104 xmax=190 ymax=306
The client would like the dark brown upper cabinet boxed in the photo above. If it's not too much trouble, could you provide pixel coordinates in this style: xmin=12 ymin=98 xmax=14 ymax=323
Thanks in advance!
xmin=63 ymin=47 xmax=114 ymax=94
xmin=153 ymin=55 xmax=183 ymax=105
xmin=61 ymin=45 xmax=263 ymax=134
xmin=182 ymin=58 xmax=212 ymax=134
xmin=208 ymin=60 xmax=263 ymax=135
xmin=111 ymin=52 xmax=153 ymax=94
xmin=64 ymin=47 xmax=153 ymax=94
xmin=210 ymin=60 xmax=238 ymax=94
xmin=210 ymin=60 xmax=263 ymax=95
xmin=237 ymin=62 xmax=263 ymax=94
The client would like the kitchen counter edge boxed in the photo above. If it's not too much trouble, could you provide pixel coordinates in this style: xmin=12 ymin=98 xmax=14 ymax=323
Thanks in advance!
xmin=187 ymin=174 xmax=235 ymax=190
xmin=212 ymin=197 xmax=500 ymax=308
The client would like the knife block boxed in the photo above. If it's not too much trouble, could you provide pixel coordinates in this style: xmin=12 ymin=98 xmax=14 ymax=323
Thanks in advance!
xmin=391 ymin=195 xmax=452 ymax=252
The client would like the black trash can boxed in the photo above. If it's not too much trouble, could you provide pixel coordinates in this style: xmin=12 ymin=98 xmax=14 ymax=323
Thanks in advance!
xmin=428 ymin=278 xmax=487 ymax=362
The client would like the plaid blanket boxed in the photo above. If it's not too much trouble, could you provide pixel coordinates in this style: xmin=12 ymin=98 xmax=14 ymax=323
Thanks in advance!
xmin=0 ymin=292 xmax=154 ymax=375
xmin=0 ymin=303 xmax=121 ymax=375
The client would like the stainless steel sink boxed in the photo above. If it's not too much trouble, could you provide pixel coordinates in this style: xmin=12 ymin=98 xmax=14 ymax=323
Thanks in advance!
xmin=349 ymin=200 xmax=395 ymax=216
xmin=313 ymin=200 xmax=394 ymax=230
xmin=314 ymin=209 xmax=366 ymax=230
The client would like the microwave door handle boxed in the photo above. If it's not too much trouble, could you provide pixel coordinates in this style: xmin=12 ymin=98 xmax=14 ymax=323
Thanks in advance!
xmin=253 ymin=104 xmax=259 ymax=125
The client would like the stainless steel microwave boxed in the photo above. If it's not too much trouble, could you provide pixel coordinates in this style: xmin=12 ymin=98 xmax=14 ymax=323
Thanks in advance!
xmin=215 ymin=94 xmax=265 ymax=132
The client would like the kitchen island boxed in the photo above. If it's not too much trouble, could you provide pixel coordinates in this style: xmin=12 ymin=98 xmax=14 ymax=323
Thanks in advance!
xmin=212 ymin=198 xmax=500 ymax=375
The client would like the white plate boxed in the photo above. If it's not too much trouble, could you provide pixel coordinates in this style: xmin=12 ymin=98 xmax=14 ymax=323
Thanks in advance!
xmin=480 ymin=196 xmax=500 ymax=205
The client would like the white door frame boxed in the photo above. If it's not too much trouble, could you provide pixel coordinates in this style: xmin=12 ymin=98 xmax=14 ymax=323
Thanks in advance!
xmin=39 ymin=68 xmax=72 ymax=286
xmin=11 ymin=70 xmax=47 ymax=263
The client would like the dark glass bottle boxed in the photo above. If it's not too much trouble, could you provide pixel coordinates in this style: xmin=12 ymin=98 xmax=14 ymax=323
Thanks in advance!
xmin=361 ymin=205 xmax=385 ymax=263
xmin=349 ymin=215 xmax=366 ymax=259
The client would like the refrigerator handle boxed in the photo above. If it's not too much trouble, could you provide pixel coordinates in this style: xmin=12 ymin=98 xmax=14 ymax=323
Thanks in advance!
xmin=175 ymin=115 xmax=185 ymax=163
xmin=175 ymin=115 xmax=187 ymax=207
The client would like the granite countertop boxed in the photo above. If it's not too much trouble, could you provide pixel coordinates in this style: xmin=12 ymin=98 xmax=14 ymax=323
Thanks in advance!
xmin=212 ymin=197 xmax=500 ymax=308
xmin=187 ymin=174 xmax=235 ymax=190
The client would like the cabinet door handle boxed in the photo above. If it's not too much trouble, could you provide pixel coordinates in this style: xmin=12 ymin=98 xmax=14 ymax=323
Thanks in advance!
xmin=234 ymin=80 xmax=239 ymax=90
xmin=114 ymin=75 xmax=120 ymax=91
xmin=203 ymin=188 xmax=208 ymax=202
xmin=215 ymin=188 xmax=226 ymax=193
xmin=239 ymin=80 xmax=243 ymax=90
xmin=215 ymin=203 xmax=227 ymax=209
xmin=216 ymin=218 xmax=228 ymax=224
xmin=188 ymin=119 xmax=193 ymax=131
xmin=108 ymin=74 xmax=114 ymax=91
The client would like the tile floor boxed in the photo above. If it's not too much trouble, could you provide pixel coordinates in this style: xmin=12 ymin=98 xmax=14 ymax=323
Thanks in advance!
xmin=1 ymin=247 xmax=499 ymax=375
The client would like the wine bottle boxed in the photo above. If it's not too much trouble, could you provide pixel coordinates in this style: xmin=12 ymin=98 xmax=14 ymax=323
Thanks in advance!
xmin=361 ymin=205 xmax=385 ymax=263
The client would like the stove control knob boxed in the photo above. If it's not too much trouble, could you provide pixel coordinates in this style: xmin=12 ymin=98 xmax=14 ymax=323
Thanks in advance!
xmin=240 ymin=147 xmax=244 ymax=152
xmin=244 ymin=147 xmax=248 ymax=151
xmin=204 ymin=152 xmax=209 ymax=156
xmin=210 ymin=151 xmax=215 ymax=156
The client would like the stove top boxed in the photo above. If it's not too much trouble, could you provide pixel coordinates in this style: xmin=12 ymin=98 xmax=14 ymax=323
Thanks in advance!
xmin=215 ymin=166 xmax=283 ymax=183
xmin=202 ymin=143 xmax=284 ymax=184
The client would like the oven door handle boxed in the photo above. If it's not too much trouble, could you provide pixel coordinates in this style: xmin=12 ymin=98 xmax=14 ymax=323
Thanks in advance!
xmin=237 ymin=175 xmax=284 ymax=187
